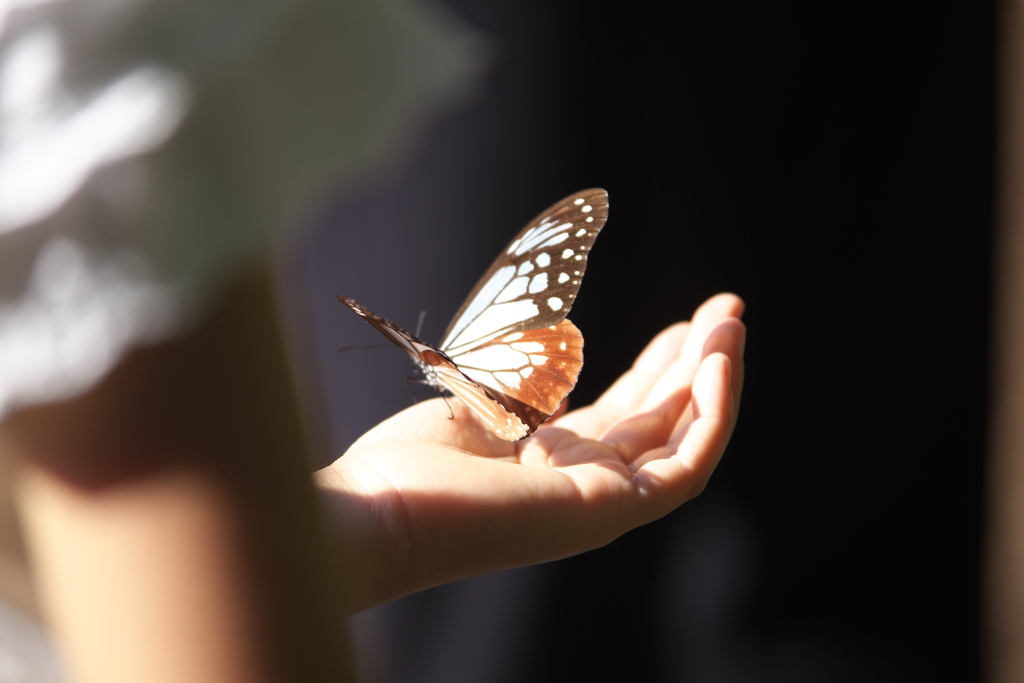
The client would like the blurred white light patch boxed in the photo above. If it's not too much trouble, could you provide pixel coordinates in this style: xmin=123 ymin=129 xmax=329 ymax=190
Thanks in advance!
xmin=0 ymin=26 xmax=59 ymax=118
xmin=0 ymin=237 xmax=178 ymax=415
xmin=0 ymin=27 xmax=191 ymax=233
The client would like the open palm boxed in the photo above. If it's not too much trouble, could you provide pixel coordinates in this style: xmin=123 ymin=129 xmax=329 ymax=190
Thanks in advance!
xmin=315 ymin=293 xmax=746 ymax=614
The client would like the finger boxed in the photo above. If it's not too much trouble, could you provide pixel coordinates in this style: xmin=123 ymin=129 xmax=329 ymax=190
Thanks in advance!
xmin=557 ymin=294 xmax=744 ymax=441
xmin=664 ymin=315 xmax=745 ymax=424
xmin=624 ymin=297 xmax=742 ymax=420
xmin=710 ymin=318 xmax=745 ymax=423
xmin=595 ymin=313 xmax=744 ymax=464
xmin=597 ymin=385 xmax=692 ymax=465
xmin=594 ymin=322 xmax=691 ymax=412
xmin=644 ymin=294 xmax=743 ymax=410
xmin=548 ymin=322 xmax=690 ymax=441
xmin=631 ymin=351 xmax=735 ymax=516
xmin=594 ymin=293 xmax=744 ymax=415
xmin=630 ymin=317 xmax=745 ymax=470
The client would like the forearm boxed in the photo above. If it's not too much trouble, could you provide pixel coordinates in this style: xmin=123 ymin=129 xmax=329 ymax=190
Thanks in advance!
xmin=1 ymin=266 xmax=353 ymax=683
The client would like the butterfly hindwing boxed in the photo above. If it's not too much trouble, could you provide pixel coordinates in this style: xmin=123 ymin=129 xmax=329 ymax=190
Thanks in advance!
xmin=451 ymin=319 xmax=583 ymax=417
xmin=421 ymin=358 xmax=534 ymax=441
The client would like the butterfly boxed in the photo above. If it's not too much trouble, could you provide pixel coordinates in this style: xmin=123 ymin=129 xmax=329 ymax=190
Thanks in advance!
xmin=338 ymin=188 xmax=608 ymax=441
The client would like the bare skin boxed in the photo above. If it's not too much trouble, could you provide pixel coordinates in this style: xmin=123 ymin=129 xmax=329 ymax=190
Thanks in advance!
xmin=316 ymin=292 xmax=746 ymax=614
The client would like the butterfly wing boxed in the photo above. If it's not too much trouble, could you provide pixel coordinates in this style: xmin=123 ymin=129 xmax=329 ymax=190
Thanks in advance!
xmin=436 ymin=188 xmax=607 ymax=437
xmin=448 ymin=317 xmax=584 ymax=429
xmin=440 ymin=188 xmax=609 ymax=355
xmin=338 ymin=295 xmax=536 ymax=440
xmin=338 ymin=188 xmax=608 ymax=441
xmin=420 ymin=318 xmax=586 ymax=440
xmin=419 ymin=358 xmax=535 ymax=441
xmin=337 ymin=296 xmax=436 ymax=362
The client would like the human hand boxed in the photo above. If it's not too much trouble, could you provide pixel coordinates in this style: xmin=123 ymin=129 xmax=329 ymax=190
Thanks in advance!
xmin=315 ymin=293 xmax=745 ymax=614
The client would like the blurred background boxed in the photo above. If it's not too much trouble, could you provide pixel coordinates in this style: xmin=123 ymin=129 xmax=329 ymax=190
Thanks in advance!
xmin=278 ymin=1 xmax=993 ymax=681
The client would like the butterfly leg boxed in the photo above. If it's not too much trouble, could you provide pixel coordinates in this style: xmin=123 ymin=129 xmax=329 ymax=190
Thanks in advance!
xmin=403 ymin=376 xmax=426 ymax=403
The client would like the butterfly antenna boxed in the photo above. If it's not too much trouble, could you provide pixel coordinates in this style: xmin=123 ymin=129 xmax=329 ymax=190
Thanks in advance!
xmin=415 ymin=309 xmax=428 ymax=338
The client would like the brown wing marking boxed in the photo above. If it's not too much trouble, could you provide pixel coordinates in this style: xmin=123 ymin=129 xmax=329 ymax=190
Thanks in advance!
xmin=452 ymin=318 xmax=584 ymax=419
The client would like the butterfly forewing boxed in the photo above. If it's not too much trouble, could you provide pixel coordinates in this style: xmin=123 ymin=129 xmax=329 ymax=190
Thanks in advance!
xmin=440 ymin=188 xmax=608 ymax=356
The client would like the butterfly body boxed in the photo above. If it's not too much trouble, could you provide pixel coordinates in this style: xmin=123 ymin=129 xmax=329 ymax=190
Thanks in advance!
xmin=339 ymin=188 xmax=608 ymax=440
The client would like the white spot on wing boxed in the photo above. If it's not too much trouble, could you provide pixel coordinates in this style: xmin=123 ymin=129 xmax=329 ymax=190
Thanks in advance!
xmin=558 ymin=272 xmax=570 ymax=283
xmin=562 ymin=249 xmax=574 ymax=259
xmin=547 ymin=297 xmax=563 ymax=311
xmin=575 ymin=229 xmax=587 ymax=236
xmin=528 ymin=272 xmax=548 ymax=294
xmin=574 ymin=198 xmax=585 ymax=205
xmin=540 ymin=232 xmax=570 ymax=248
xmin=517 ymin=261 xmax=534 ymax=275
xmin=510 ymin=341 xmax=544 ymax=353
xmin=463 ymin=365 xmax=517 ymax=390
xmin=586 ymin=216 xmax=594 ymax=223
xmin=521 ymin=366 xmax=534 ymax=378
xmin=529 ymin=354 xmax=549 ymax=365
xmin=513 ymin=218 xmax=571 ymax=256
xmin=502 ymin=332 xmax=524 ymax=342
xmin=494 ymin=371 xmax=522 ymax=388
xmin=582 ymin=205 xmax=593 ymax=213
xmin=535 ymin=253 xmax=551 ymax=267
xmin=559 ymin=342 xmax=567 ymax=350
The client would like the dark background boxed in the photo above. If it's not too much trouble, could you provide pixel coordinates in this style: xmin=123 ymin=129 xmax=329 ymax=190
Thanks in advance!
xmin=290 ymin=2 xmax=993 ymax=681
